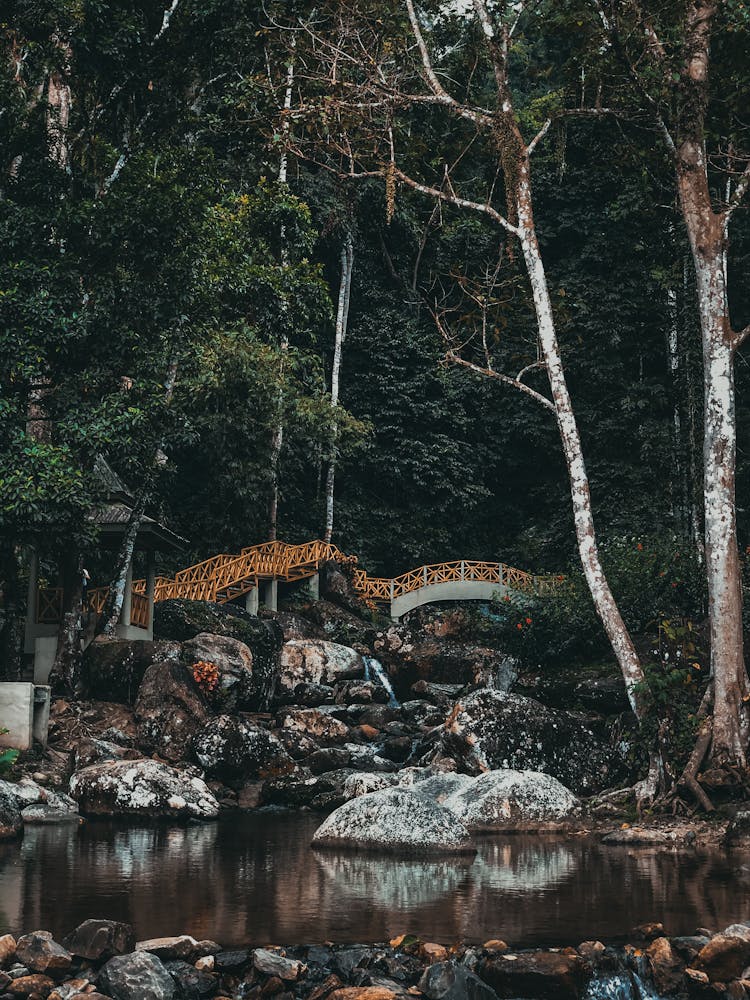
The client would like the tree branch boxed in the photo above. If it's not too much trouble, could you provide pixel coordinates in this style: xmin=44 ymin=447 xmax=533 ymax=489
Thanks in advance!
xmin=394 ymin=167 xmax=519 ymax=235
xmin=446 ymin=352 xmax=555 ymax=412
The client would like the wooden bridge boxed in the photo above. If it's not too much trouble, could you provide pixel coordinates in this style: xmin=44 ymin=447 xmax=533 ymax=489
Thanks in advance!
xmin=86 ymin=540 xmax=554 ymax=622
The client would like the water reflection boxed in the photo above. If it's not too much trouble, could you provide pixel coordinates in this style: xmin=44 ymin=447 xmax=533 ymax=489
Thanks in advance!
xmin=0 ymin=813 xmax=748 ymax=946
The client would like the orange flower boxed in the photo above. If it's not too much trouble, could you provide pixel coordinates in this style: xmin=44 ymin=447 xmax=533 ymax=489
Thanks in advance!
xmin=637 ymin=543 xmax=643 ymax=551
xmin=516 ymin=622 xmax=523 ymax=630
xmin=525 ymin=617 xmax=532 ymax=625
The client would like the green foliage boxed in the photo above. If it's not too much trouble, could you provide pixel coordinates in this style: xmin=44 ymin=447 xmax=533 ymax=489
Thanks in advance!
xmin=0 ymin=732 xmax=19 ymax=777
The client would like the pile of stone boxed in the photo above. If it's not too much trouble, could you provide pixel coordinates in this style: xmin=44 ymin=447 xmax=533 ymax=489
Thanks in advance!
xmin=3 ymin=919 xmax=750 ymax=1000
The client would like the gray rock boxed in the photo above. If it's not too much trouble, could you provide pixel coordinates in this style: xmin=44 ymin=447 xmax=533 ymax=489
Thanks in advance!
xmin=182 ymin=632 xmax=255 ymax=712
xmin=193 ymin=715 xmax=294 ymax=782
xmin=280 ymin=707 xmax=350 ymax=742
xmin=442 ymin=770 xmax=579 ymax=830
xmin=163 ymin=958 xmax=217 ymax=999
xmin=252 ymin=948 xmax=305 ymax=981
xmin=440 ymin=689 xmax=623 ymax=794
xmin=70 ymin=759 xmax=219 ymax=819
xmin=724 ymin=810 xmax=750 ymax=846
xmin=420 ymin=961 xmax=499 ymax=1000
xmin=0 ymin=789 xmax=22 ymax=840
xmin=278 ymin=639 xmax=364 ymax=692
xmin=81 ymin=638 xmax=181 ymax=705
xmin=99 ymin=951 xmax=176 ymax=1000
xmin=134 ymin=660 xmax=210 ymax=763
xmin=312 ymin=787 xmax=475 ymax=854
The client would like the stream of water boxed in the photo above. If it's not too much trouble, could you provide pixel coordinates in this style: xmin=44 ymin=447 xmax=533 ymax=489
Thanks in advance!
xmin=1 ymin=812 xmax=747 ymax=947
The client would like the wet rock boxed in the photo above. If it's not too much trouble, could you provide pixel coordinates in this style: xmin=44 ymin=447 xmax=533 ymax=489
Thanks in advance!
xmin=162 ymin=959 xmax=217 ymax=999
xmin=0 ymin=789 xmax=23 ymax=840
xmin=601 ymin=828 xmax=676 ymax=846
xmin=441 ymin=769 xmax=579 ymax=830
xmin=376 ymin=627 xmax=517 ymax=692
xmin=419 ymin=962 xmax=499 ymax=1000
xmin=672 ymin=936 xmax=711 ymax=962
xmin=312 ymin=787 xmax=475 ymax=854
xmin=278 ymin=683 xmax=336 ymax=707
xmin=278 ymin=640 xmax=364 ymax=693
xmin=63 ymin=920 xmax=135 ymax=962
xmin=478 ymin=951 xmax=589 ymax=1000
xmin=7 ymin=973 xmax=56 ymax=996
xmin=81 ymin=639 xmax=180 ymax=705
xmin=440 ymin=689 xmax=622 ymax=794
xmin=193 ymin=716 xmax=294 ymax=782
xmin=692 ymin=926 xmax=750 ymax=982
xmin=342 ymin=772 xmax=398 ymax=799
xmin=134 ymin=660 xmax=210 ymax=763
xmin=280 ymin=708 xmax=349 ymax=743
xmin=252 ymin=949 xmax=305 ymax=981
xmin=335 ymin=682 xmax=388 ymax=706
xmin=0 ymin=934 xmax=17 ymax=967
xmin=646 ymin=937 xmax=684 ymax=994
xmin=14 ymin=933 xmax=71 ymax=976
xmin=136 ymin=937 xmax=218 ymax=962
xmin=305 ymin=748 xmax=353 ymax=775
xmin=73 ymin=739 xmax=143 ymax=772
xmin=70 ymin=759 xmax=219 ymax=819
xmin=328 ymin=988 xmax=398 ymax=1000
xmin=724 ymin=811 xmax=750 ymax=847
xmin=213 ymin=949 xmax=251 ymax=972
xmin=263 ymin=768 xmax=356 ymax=810
xmin=99 ymin=951 xmax=176 ymax=1000
xmin=182 ymin=633 xmax=256 ymax=712
xmin=21 ymin=788 xmax=79 ymax=825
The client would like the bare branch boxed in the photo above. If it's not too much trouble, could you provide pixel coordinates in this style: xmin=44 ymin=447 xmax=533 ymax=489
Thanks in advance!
xmin=394 ymin=167 xmax=519 ymax=235
xmin=517 ymin=360 xmax=545 ymax=381
xmin=733 ymin=323 xmax=750 ymax=351
xmin=446 ymin=352 xmax=555 ymax=411
xmin=153 ymin=0 xmax=180 ymax=44
xmin=528 ymin=119 xmax=551 ymax=155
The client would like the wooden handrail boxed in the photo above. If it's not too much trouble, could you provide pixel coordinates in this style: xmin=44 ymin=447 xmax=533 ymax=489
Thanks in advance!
xmin=48 ymin=541 xmax=556 ymax=619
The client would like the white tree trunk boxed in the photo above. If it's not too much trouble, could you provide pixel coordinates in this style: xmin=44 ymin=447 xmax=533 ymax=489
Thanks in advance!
xmin=324 ymin=234 xmax=354 ymax=543
xmin=516 ymin=163 xmax=649 ymax=719
xmin=268 ymin=50 xmax=296 ymax=541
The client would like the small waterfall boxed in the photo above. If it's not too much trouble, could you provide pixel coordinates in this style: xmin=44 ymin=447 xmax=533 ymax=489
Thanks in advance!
xmin=584 ymin=972 xmax=665 ymax=1000
xmin=363 ymin=656 xmax=399 ymax=707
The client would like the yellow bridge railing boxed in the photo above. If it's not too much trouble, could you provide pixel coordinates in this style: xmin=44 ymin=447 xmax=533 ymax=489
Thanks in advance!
xmin=82 ymin=541 xmax=555 ymax=613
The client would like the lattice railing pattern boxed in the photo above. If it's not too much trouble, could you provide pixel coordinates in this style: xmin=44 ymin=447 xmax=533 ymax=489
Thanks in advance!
xmin=44 ymin=541 xmax=556 ymax=620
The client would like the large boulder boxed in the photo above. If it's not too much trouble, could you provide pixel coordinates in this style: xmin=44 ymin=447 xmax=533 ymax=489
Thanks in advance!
xmin=99 ymin=951 xmax=176 ymax=1000
xmin=81 ymin=639 xmax=180 ymax=705
xmin=691 ymin=925 xmax=750 ymax=982
xmin=420 ymin=962 xmax=499 ymax=1000
xmin=280 ymin=707 xmax=350 ymax=743
xmin=279 ymin=640 xmax=365 ymax=692
xmin=70 ymin=759 xmax=219 ymax=819
xmin=439 ymin=690 xmax=622 ymax=794
xmin=193 ymin=716 xmax=294 ymax=782
xmin=0 ymin=789 xmax=26 ymax=840
xmin=182 ymin=633 xmax=259 ymax=712
xmin=312 ymin=787 xmax=475 ymax=855
xmin=263 ymin=768 xmax=357 ymax=810
xmin=153 ymin=600 xmax=282 ymax=709
xmin=134 ymin=660 xmax=209 ymax=763
xmin=440 ymin=770 xmax=579 ymax=830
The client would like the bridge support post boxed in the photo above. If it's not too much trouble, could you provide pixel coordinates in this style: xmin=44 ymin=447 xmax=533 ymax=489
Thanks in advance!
xmin=307 ymin=572 xmax=320 ymax=600
xmin=245 ymin=586 xmax=259 ymax=616
xmin=263 ymin=579 xmax=278 ymax=612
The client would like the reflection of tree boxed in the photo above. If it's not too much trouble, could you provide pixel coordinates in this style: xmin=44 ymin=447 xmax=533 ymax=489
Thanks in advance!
xmin=2 ymin=821 xmax=748 ymax=947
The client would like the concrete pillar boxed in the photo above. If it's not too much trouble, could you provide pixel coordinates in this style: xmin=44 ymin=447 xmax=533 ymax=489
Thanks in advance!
xmin=263 ymin=579 xmax=278 ymax=612
xmin=307 ymin=572 xmax=320 ymax=600
xmin=121 ymin=557 xmax=134 ymax=629
xmin=245 ymin=586 xmax=259 ymax=615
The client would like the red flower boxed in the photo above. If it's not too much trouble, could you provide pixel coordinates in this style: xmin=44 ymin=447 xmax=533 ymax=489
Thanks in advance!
xmin=525 ymin=617 xmax=532 ymax=625
xmin=516 ymin=622 xmax=523 ymax=630
xmin=637 ymin=543 xmax=643 ymax=551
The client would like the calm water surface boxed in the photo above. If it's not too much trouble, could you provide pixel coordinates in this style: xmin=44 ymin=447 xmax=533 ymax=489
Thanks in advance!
xmin=1 ymin=812 xmax=748 ymax=946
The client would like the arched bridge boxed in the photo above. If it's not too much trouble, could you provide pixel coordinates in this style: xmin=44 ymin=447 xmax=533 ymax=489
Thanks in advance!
xmin=89 ymin=540 xmax=556 ymax=621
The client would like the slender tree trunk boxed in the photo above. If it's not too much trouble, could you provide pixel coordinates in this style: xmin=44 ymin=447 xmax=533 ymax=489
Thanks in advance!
xmin=324 ymin=234 xmax=354 ymax=543
xmin=516 ymin=163 xmax=649 ymax=720
xmin=99 ymin=489 xmax=148 ymax=638
xmin=48 ymin=552 xmax=83 ymax=695
xmin=268 ymin=51 xmax=295 ymax=541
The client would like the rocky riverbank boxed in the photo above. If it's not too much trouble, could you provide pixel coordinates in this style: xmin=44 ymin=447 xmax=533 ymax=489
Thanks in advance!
xmin=2 ymin=919 xmax=750 ymax=999
xmin=4 ymin=590 xmax=750 ymax=848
